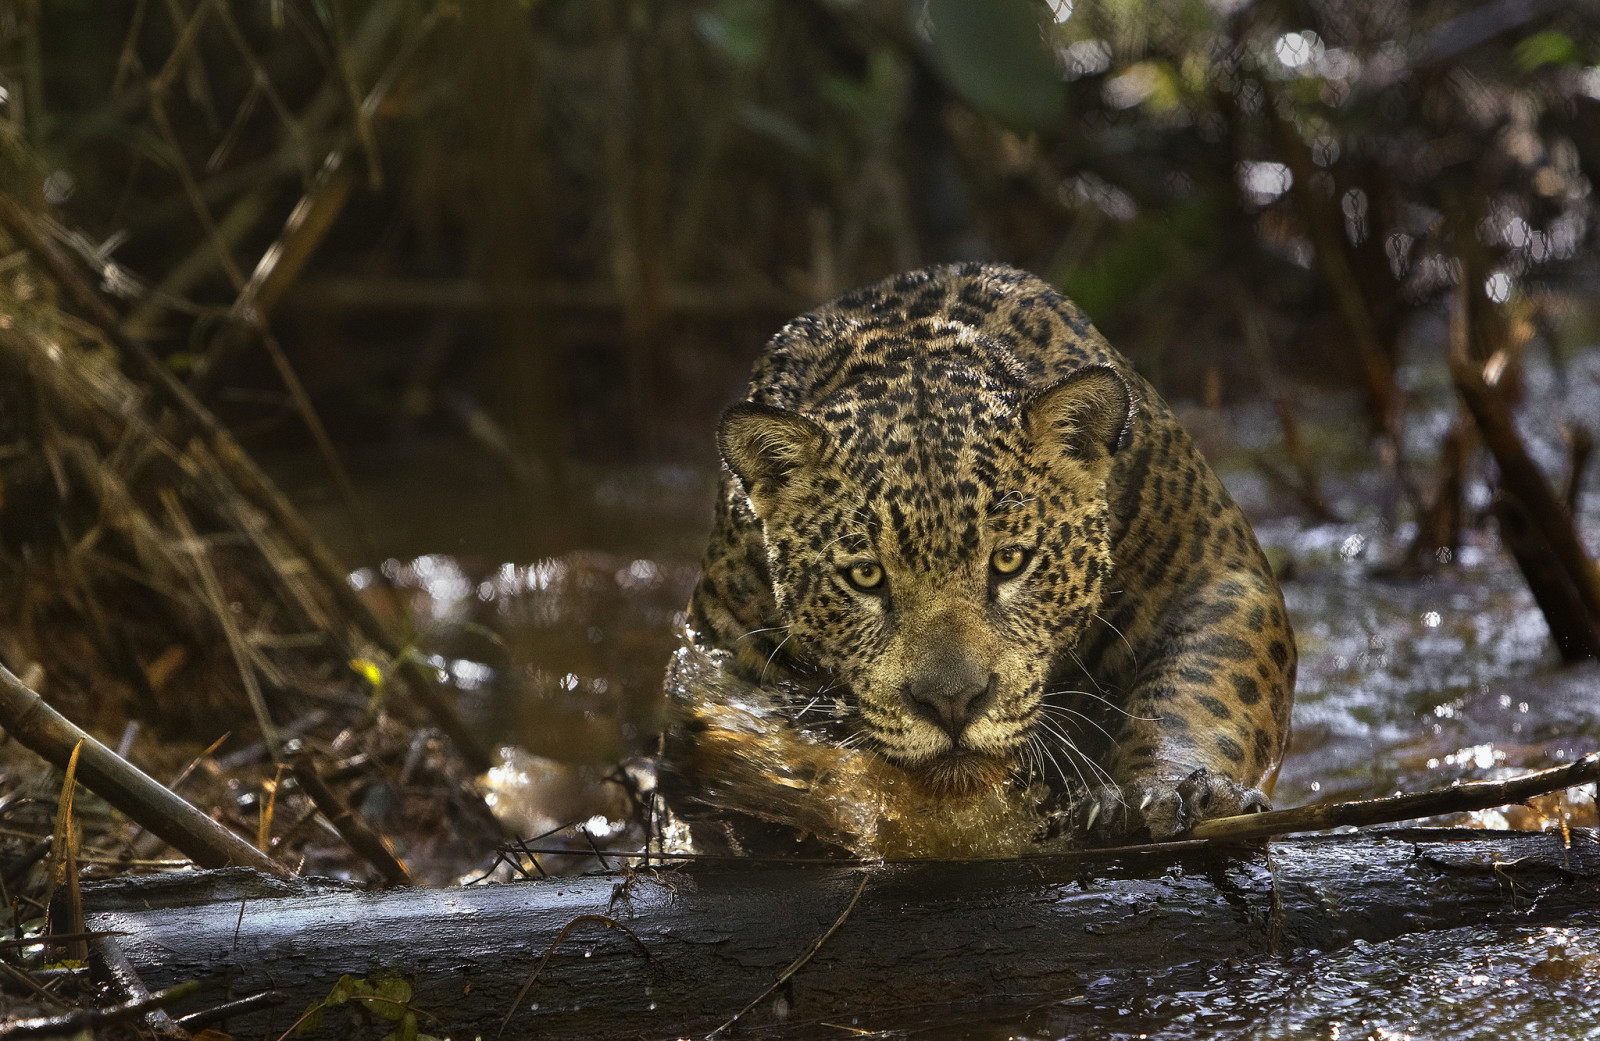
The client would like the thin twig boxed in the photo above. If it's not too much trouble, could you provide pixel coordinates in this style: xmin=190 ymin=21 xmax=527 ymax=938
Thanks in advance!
xmin=0 ymin=982 xmax=201 ymax=1039
xmin=148 ymin=0 xmax=215 ymax=97
xmin=147 ymin=94 xmax=246 ymax=290
xmin=0 ymin=962 xmax=68 ymax=1011
xmin=496 ymin=915 xmax=649 ymax=1038
xmin=207 ymin=1 xmax=313 ymax=176
xmin=160 ymin=489 xmax=281 ymax=756
xmin=707 ymin=869 xmax=872 ymax=1039
xmin=1233 ymin=279 xmax=1338 ymax=522
xmin=1191 ymin=751 xmax=1600 ymax=843
xmin=175 ymin=989 xmax=287 ymax=1031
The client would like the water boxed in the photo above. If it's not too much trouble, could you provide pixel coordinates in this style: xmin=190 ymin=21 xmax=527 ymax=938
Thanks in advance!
xmin=1236 ymin=921 xmax=1600 ymax=1041
xmin=1259 ymin=517 xmax=1599 ymax=822
xmin=291 ymin=350 xmax=1600 ymax=1038
xmin=991 ymin=917 xmax=1600 ymax=1041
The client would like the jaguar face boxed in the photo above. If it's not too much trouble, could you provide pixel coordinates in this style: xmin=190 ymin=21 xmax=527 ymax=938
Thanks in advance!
xmin=720 ymin=357 xmax=1131 ymax=794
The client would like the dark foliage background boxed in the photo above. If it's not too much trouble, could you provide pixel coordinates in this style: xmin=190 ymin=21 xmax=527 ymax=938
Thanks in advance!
xmin=8 ymin=0 xmax=1600 ymax=559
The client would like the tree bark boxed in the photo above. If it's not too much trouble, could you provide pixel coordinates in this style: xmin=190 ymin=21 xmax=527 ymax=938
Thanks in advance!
xmin=83 ymin=829 xmax=1600 ymax=1039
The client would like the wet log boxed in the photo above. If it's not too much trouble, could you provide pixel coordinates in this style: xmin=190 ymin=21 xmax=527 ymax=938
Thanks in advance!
xmin=83 ymin=829 xmax=1599 ymax=1039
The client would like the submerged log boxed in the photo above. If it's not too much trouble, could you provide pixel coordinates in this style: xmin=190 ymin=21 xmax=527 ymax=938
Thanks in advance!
xmin=83 ymin=829 xmax=1599 ymax=1039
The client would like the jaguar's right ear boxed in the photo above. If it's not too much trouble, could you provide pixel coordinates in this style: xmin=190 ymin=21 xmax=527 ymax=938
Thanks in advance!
xmin=717 ymin=402 xmax=828 ymax=512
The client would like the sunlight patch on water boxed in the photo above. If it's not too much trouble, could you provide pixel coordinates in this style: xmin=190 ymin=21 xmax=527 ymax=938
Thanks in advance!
xmin=1235 ymin=919 xmax=1600 ymax=1041
xmin=1255 ymin=516 xmax=1593 ymax=810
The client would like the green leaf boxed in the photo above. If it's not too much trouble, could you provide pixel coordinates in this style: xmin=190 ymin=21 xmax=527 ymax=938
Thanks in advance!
xmin=920 ymin=0 xmax=1064 ymax=133
xmin=297 ymin=1004 xmax=325 ymax=1033
xmin=327 ymin=974 xmax=363 ymax=1005
xmin=374 ymin=977 xmax=413 ymax=1005
xmin=367 ymin=976 xmax=412 ymax=1021
xmin=1513 ymin=30 xmax=1580 ymax=73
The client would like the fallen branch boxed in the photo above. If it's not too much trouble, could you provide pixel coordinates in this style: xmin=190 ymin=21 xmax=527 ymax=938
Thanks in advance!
xmin=290 ymin=754 xmax=412 ymax=887
xmin=1190 ymin=751 xmax=1600 ymax=842
xmin=0 ymin=663 xmax=290 ymax=879
xmin=83 ymin=830 xmax=1600 ymax=1039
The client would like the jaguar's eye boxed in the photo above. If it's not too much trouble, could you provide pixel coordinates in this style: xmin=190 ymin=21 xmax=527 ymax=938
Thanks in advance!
xmin=990 ymin=546 xmax=1032 ymax=576
xmin=843 ymin=561 xmax=885 ymax=592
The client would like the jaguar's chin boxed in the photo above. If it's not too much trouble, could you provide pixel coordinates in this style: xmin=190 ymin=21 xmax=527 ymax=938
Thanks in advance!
xmin=905 ymin=748 xmax=1011 ymax=796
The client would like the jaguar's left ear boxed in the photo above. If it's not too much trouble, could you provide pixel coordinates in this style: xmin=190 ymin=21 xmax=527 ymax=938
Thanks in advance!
xmin=1023 ymin=364 xmax=1135 ymax=460
xmin=718 ymin=402 xmax=829 ymax=514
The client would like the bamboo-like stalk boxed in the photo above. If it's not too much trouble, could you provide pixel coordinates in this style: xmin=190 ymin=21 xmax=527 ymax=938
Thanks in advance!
xmin=0 ymin=663 xmax=292 ymax=879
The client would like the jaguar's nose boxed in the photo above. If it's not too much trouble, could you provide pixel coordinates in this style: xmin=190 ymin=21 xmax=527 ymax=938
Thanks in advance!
xmin=900 ymin=672 xmax=999 ymax=741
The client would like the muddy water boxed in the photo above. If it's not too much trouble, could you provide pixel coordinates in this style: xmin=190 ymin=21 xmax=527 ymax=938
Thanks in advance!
xmin=295 ymin=351 xmax=1600 ymax=1039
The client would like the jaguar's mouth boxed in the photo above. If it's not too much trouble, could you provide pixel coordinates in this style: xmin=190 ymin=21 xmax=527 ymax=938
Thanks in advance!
xmin=907 ymin=747 xmax=1010 ymax=796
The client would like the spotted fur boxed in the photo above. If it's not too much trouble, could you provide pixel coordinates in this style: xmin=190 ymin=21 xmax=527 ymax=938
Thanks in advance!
xmin=685 ymin=264 xmax=1296 ymax=840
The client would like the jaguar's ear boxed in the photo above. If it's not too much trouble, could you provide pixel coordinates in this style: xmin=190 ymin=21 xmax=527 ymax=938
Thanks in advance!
xmin=1023 ymin=365 xmax=1134 ymax=461
xmin=718 ymin=402 xmax=829 ymax=511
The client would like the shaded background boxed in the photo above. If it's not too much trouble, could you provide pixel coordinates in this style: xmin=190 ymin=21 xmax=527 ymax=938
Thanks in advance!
xmin=4 ymin=0 xmax=1600 ymax=827
xmin=23 ymin=0 xmax=1600 ymax=527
